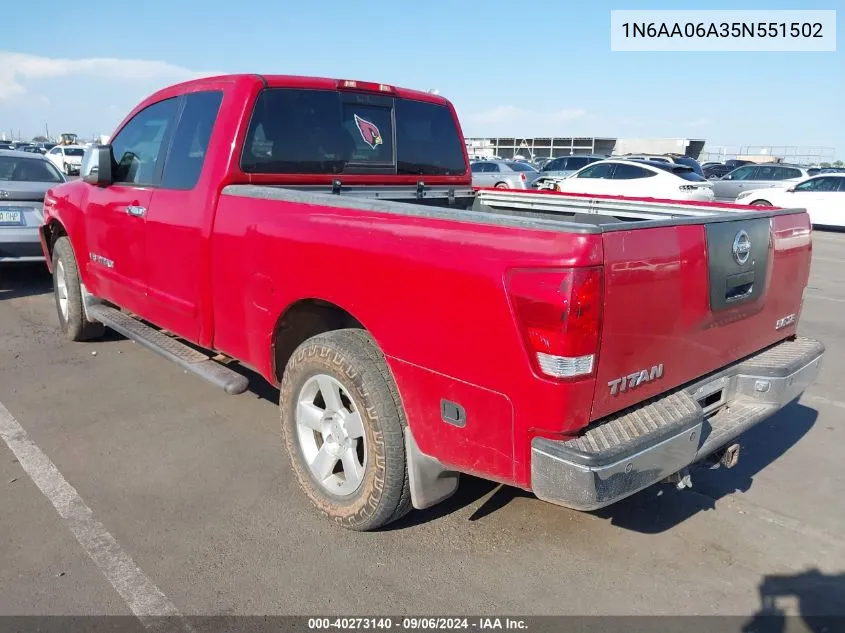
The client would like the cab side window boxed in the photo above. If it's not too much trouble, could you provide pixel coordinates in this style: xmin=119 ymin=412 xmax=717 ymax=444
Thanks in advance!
xmin=110 ymin=98 xmax=179 ymax=186
xmin=161 ymin=91 xmax=224 ymax=190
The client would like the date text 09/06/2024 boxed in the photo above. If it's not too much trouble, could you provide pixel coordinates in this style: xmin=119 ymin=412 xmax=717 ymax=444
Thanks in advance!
xmin=307 ymin=617 xmax=528 ymax=630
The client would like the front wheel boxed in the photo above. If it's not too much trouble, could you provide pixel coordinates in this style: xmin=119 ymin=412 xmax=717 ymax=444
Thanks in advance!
xmin=52 ymin=237 xmax=104 ymax=342
xmin=750 ymin=200 xmax=773 ymax=206
xmin=280 ymin=329 xmax=411 ymax=531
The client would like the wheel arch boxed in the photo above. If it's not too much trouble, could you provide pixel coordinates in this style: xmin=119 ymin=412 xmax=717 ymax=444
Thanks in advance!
xmin=41 ymin=219 xmax=69 ymax=269
xmin=271 ymin=298 xmax=369 ymax=384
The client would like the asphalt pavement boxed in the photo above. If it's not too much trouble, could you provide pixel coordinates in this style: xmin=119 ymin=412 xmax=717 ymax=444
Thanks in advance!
xmin=1 ymin=231 xmax=844 ymax=625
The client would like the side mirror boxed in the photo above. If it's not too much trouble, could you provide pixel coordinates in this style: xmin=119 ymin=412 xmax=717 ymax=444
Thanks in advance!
xmin=82 ymin=144 xmax=114 ymax=186
xmin=785 ymin=186 xmax=796 ymax=193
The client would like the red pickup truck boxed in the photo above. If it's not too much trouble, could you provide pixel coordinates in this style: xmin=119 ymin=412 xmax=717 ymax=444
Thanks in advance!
xmin=40 ymin=74 xmax=824 ymax=530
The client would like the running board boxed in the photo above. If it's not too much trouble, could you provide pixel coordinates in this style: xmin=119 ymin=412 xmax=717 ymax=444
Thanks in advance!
xmin=87 ymin=305 xmax=249 ymax=395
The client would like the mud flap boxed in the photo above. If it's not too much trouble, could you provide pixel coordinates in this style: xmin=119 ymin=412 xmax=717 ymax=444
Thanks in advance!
xmin=405 ymin=428 xmax=460 ymax=510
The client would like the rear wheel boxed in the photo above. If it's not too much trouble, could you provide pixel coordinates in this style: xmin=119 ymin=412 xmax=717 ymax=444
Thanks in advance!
xmin=280 ymin=329 xmax=411 ymax=531
xmin=52 ymin=237 xmax=104 ymax=342
xmin=750 ymin=200 xmax=773 ymax=206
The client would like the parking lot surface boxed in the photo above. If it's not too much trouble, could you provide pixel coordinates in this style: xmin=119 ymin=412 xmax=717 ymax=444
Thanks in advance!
xmin=1 ymin=232 xmax=844 ymax=622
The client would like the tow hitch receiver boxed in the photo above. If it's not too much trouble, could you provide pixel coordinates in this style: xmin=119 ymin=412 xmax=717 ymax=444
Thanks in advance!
xmin=664 ymin=468 xmax=693 ymax=490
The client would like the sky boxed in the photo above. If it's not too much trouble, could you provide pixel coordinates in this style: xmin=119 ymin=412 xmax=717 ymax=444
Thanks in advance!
xmin=0 ymin=0 xmax=842 ymax=157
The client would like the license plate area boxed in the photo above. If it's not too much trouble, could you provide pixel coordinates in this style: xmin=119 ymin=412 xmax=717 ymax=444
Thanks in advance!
xmin=691 ymin=376 xmax=729 ymax=416
xmin=0 ymin=208 xmax=25 ymax=226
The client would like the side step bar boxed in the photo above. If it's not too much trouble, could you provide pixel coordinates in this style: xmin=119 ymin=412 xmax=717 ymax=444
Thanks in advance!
xmin=87 ymin=305 xmax=249 ymax=395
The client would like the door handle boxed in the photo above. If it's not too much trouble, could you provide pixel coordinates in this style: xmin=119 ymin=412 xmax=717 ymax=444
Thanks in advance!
xmin=126 ymin=205 xmax=146 ymax=218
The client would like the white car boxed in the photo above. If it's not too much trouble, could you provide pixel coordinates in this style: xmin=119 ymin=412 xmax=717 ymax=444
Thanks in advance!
xmin=46 ymin=145 xmax=86 ymax=176
xmin=734 ymin=174 xmax=845 ymax=229
xmin=541 ymin=159 xmax=714 ymax=202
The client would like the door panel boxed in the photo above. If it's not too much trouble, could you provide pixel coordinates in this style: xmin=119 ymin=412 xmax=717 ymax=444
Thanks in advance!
xmin=83 ymin=185 xmax=153 ymax=314
xmin=142 ymin=90 xmax=224 ymax=342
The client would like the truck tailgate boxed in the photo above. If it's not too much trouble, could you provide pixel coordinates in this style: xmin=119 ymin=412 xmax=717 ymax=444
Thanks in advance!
xmin=590 ymin=211 xmax=812 ymax=421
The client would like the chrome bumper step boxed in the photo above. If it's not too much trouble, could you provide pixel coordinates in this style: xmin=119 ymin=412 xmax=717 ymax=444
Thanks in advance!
xmin=531 ymin=337 xmax=825 ymax=511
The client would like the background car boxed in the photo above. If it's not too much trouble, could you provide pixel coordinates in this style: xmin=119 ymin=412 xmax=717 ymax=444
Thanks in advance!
xmin=734 ymin=173 xmax=845 ymax=229
xmin=703 ymin=163 xmax=733 ymax=180
xmin=0 ymin=149 xmax=67 ymax=262
xmin=45 ymin=145 xmax=86 ymax=176
xmin=623 ymin=153 xmax=705 ymax=177
xmin=712 ymin=163 xmax=811 ymax=201
xmin=543 ymin=158 xmax=714 ymax=201
xmin=470 ymin=159 xmax=541 ymax=189
xmin=533 ymin=154 xmax=604 ymax=187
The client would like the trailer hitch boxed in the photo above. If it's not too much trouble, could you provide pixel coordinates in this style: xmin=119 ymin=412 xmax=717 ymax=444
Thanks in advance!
xmin=664 ymin=468 xmax=693 ymax=490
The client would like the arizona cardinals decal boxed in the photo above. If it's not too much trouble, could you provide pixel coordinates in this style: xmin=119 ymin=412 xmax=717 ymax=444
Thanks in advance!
xmin=354 ymin=114 xmax=383 ymax=150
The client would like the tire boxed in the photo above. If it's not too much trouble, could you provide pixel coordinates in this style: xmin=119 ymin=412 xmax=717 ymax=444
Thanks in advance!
xmin=52 ymin=237 xmax=105 ymax=342
xmin=280 ymin=329 xmax=411 ymax=531
xmin=750 ymin=200 xmax=773 ymax=206
xmin=494 ymin=182 xmax=508 ymax=189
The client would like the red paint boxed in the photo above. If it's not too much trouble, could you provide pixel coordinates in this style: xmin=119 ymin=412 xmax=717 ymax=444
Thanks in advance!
xmin=40 ymin=75 xmax=814 ymax=490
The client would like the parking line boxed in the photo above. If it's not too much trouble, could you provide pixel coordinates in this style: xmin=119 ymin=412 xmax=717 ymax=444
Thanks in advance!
xmin=0 ymin=401 xmax=191 ymax=632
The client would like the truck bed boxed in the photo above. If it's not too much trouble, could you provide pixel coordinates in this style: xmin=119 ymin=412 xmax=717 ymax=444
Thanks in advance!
xmin=226 ymin=184 xmax=811 ymax=424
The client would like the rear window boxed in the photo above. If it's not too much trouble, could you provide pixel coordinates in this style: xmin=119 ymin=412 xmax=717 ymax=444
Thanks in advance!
xmin=241 ymin=88 xmax=466 ymax=176
xmin=506 ymin=161 xmax=537 ymax=172
xmin=0 ymin=156 xmax=63 ymax=183
xmin=651 ymin=163 xmax=707 ymax=182
xmin=672 ymin=156 xmax=704 ymax=176
xmin=64 ymin=148 xmax=84 ymax=156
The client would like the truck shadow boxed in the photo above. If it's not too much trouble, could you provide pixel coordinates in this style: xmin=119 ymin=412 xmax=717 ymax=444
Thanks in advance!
xmin=742 ymin=569 xmax=845 ymax=632
xmin=591 ymin=401 xmax=818 ymax=534
xmin=0 ymin=263 xmax=52 ymax=300
xmin=390 ymin=400 xmax=818 ymax=532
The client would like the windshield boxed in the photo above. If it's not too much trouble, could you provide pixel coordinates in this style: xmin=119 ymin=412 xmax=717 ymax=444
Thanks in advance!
xmin=567 ymin=156 xmax=597 ymax=170
xmin=64 ymin=148 xmax=85 ymax=157
xmin=241 ymin=88 xmax=466 ymax=176
xmin=0 ymin=156 xmax=64 ymax=183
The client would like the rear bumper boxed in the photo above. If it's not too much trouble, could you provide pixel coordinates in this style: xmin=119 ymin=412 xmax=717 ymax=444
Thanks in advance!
xmin=0 ymin=229 xmax=44 ymax=262
xmin=531 ymin=337 xmax=824 ymax=511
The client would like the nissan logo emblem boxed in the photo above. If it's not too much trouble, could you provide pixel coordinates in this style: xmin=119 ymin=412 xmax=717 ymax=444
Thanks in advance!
xmin=733 ymin=230 xmax=751 ymax=265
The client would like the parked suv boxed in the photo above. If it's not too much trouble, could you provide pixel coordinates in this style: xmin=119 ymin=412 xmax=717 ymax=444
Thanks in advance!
xmin=712 ymin=163 xmax=811 ymax=201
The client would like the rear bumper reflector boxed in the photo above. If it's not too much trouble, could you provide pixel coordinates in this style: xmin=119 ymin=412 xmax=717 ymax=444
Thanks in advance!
xmin=530 ymin=337 xmax=824 ymax=511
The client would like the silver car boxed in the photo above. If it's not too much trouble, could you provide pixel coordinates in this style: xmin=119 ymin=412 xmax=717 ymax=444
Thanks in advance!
xmin=0 ymin=149 xmax=66 ymax=262
xmin=470 ymin=160 xmax=540 ymax=189
xmin=533 ymin=154 xmax=605 ymax=188
xmin=712 ymin=163 xmax=810 ymax=202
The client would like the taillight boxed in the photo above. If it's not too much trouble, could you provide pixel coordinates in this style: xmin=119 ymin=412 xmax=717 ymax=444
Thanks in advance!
xmin=520 ymin=173 xmax=526 ymax=182
xmin=506 ymin=267 xmax=603 ymax=380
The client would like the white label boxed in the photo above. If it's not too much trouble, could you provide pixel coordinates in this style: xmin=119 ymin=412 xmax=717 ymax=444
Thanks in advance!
xmin=610 ymin=10 xmax=836 ymax=52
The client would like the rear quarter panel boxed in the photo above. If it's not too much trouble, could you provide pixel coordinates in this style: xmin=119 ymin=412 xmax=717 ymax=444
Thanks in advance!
xmin=210 ymin=191 xmax=603 ymax=485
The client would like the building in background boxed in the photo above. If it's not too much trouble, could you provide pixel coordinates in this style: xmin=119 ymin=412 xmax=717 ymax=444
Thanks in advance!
xmin=697 ymin=145 xmax=836 ymax=166
xmin=465 ymin=136 xmax=706 ymax=161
